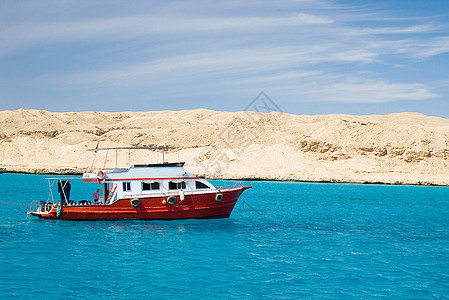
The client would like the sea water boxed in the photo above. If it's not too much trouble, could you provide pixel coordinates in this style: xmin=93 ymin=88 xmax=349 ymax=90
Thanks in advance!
xmin=0 ymin=173 xmax=448 ymax=299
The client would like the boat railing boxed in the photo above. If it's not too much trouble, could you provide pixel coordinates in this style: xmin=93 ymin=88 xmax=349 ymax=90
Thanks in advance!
xmin=29 ymin=200 xmax=55 ymax=212
xmin=28 ymin=200 xmax=40 ymax=216
xmin=216 ymin=181 xmax=249 ymax=190
xmin=82 ymin=167 xmax=121 ymax=173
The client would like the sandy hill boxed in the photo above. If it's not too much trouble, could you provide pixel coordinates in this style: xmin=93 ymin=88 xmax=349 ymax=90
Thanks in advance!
xmin=1 ymin=108 xmax=449 ymax=185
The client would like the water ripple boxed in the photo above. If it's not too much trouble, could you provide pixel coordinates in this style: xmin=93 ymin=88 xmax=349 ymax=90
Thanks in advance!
xmin=1 ymin=176 xmax=449 ymax=298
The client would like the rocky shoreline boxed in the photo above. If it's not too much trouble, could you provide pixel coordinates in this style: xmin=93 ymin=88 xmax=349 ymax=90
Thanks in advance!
xmin=2 ymin=168 xmax=447 ymax=186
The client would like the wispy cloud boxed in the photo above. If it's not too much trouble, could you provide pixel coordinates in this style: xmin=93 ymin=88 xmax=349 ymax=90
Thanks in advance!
xmin=58 ymin=45 xmax=378 ymax=86
xmin=346 ymin=24 xmax=441 ymax=36
xmin=409 ymin=36 xmax=449 ymax=58
xmin=0 ymin=0 xmax=448 ymax=111
xmin=316 ymin=80 xmax=438 ymax=103
xmin=0 ymin=12 xmax=334 ymax=55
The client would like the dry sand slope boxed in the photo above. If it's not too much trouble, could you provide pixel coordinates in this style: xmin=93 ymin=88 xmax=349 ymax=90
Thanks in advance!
xmin=1 ymin=108 xmax=449 ymax=185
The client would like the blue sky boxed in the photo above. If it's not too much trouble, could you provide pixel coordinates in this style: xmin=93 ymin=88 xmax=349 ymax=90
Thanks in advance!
xmin=1 ymin=0 xmax=449 ymax=117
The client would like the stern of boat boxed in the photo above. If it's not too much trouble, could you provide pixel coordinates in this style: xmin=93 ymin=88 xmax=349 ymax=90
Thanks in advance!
xmin=27 ymin=200 xmax=56 ymax=218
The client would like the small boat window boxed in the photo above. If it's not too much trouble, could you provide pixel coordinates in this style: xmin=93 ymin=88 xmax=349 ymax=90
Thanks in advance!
xmin=169 ymin=181 xmax=186 ymax=190
xmin=142 ymin=182 xmax=160 ymax=191
xmin=123 ymin=182 xmax=131 ymax=192
xmin=195 ymin=181 xmax=209 ymax=189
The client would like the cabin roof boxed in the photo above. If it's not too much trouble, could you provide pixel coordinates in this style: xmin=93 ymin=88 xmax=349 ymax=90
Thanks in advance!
xmin=105 ymin=163 xmax=195 ymax=180
xmin=87 ymin=146 xmax=177 ymax=151
xmin=133 ymin=162 xmax=185 ymax=168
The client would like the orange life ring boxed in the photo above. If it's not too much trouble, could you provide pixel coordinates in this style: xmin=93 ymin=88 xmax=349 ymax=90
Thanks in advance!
xmin=96 ymin=170 xmax=106 ymax=183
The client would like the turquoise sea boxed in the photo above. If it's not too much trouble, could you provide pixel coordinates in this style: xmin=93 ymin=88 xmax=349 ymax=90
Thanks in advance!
xmin=1 ymin=173 xmax=449 ymax=299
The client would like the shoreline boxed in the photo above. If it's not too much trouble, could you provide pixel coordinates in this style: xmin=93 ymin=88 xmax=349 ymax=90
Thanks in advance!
xmin=2 ymin=168 xmax=447 ymax=187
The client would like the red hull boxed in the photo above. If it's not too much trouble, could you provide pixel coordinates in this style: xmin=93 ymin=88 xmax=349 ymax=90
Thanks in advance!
xmin=30 ymin=187 xmax=250 ymax=220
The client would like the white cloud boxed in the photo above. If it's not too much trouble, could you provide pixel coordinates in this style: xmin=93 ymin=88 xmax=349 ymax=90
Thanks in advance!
xmin=0 ymin=12 xmax=335 ymax=55
xmin=321 ymin=80 xmax=438 ymax=103
xmin=411 ymin=36 xmax=449 ymax=58
xmin=293 ymin=12 xmax=334 ymax=25
xmin=346 ymin=24 xmax=441 ymax=36
xmin=222 ymin=75 xmax=438 ymax=104
xmin=0 ymin=0 xmax=447 ymax=109
xmin=54 ymin=45 xmax=380 ymax=87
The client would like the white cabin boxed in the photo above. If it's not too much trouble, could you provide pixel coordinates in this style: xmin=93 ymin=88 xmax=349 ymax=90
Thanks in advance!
xmin=96 ymin=162 xmax=215 ymax=204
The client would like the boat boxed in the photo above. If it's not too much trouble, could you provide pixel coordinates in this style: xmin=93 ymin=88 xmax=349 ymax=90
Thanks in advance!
xmin=27 ymin=147 xmax=251 ymax=220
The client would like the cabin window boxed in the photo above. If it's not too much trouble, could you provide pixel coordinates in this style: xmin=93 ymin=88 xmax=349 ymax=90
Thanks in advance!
xmin=195 ymin=181 xmax=209 ymax=189
xmin=142 ymin=182 xmax=160 ymax=191
xmin=169 ymin=181 xmax=186 ymax=190
xmin=123 ymin=182 xmax=131 ymax=192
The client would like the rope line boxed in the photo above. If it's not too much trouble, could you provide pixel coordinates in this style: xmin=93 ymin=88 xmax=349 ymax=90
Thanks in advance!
xmin=242 ymin=199 xmax=262 ymax=215
xmin=0 ymin=200 xmax=30 ymax=206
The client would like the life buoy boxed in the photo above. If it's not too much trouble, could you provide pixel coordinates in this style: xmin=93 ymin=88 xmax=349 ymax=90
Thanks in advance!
xmin=167 ymin=196 xmax=176 ymax=205
xmin=131 ymin=198 xmax=140 ymax=208
xmin=96 ymin=170 xmax=106 ymax=183
xmin=215 ymin=193 xmax=223 ymax=202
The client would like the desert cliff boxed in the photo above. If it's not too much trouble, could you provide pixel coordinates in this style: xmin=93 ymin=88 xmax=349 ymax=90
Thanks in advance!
xmin=1 ymin=108 xmax=449 ymax=185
